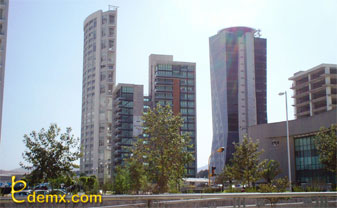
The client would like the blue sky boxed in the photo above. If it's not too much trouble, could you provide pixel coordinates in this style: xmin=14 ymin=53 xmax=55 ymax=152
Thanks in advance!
xmin=1 ymin=0 xmax=336 ymax=170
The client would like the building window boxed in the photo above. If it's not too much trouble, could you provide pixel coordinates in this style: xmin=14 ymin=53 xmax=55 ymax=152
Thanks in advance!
xmin=109 ymin=40 xmax=114 ymax=48
xmin=109 ymin=27 xmax=114 ymax=36
xmin=108 ymin=85 xmax=113 ymax=95
xmin=109 ymin=15 xmax=115 ymax=24
xmin=100 ymin=85 xmax=105 ymax=94
xmin=102 ymin=16 xmax=107 ymax=24
xmin=121 ymin=86 xmax=134 ymax=93
xmin=294 ymin=135 xmax=334 ymax=184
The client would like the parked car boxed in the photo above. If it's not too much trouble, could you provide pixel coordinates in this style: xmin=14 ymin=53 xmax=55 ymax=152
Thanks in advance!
xmin=33 ymin=190 xmax=48 ymax=196
xmin=49 ymin=189 xmax=67 ymax=195
xmin=13 ymin=190 xmax=31 ymax=197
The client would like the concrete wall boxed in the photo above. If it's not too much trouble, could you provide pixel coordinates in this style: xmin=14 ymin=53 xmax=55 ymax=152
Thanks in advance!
xmin=248 ymin=109 xmax=337 ymax=181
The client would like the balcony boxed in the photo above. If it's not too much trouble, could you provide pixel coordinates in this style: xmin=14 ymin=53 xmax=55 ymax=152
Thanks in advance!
xmin=311 ymin=96 xmax=326 ymax=103
xmin=291 ymin=91 xmax=309 ymax=99
xmin=291 ymin=81 xmax=309 ymax=90
xmin=114 ymin=130 xmax=121 ymax=136
xmin=114 ymin=157 xmax=122 ymax=163
xmin=114 ymin=119 xmax=121 ymax=126
xmin=312 ymin=105 xmax=327 ymax=113
xmin=292 ymin=100 xmax=310 ymax=108
xmin=295 ymin=110 xmax=310 ymax=118
xmin=113 ymin=99 xmax=122 ymax=107
xmin=310 ymin=85 xmax=327 ymax=94
xmin=115 ymin=112 xmax=122 ymax=119
xmin=113 ymin=135 xmax=121 ymax=142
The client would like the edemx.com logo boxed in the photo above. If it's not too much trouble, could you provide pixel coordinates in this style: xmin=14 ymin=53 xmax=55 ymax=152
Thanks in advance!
xmin=11 ymin=176 xmax=102 ymax=204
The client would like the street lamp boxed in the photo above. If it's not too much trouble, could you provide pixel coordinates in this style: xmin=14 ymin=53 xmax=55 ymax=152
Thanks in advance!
xmin=208 ymin=147 xmax=225 ymax=187
xmin=279 ymin=91 xmax=292 ymax=191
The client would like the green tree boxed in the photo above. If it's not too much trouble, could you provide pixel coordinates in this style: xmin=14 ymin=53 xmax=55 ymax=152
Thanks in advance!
xmin=102 ymin=181 xmax=113 ymax=194
xmin=131 ymin=104 xmax=194 ymax=193
xmin=197 ymin=169 xmax=208 ymax=178
xmin=20 ymin=124 xmax=81 ymax=186
xmin=49 ymin=174 xmax=75 ymax=190
xmin=113 ymin=166 xmax=130 ymax=194
xmin=230 ymin=136 xmax=265 ymax=188
xmin=216 ymin=165 xmax=235 ymax=189
xmin=261 ymin=160 xmax=281 ymax=183
xmin=79 ymin=175 xmax=99 ymax=194
xmin=126 ymin=159 xmax=148 ymax=194
xmin=259 ymin=177 xmax=290 ymax=207
xmin=314 ymin=124 xmax=337 ymax=174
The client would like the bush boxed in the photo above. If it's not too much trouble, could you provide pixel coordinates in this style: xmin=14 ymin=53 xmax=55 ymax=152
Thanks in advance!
xmin=245 ymin=187 xmax=258 ymax=192
xmin=259 ymin=184 xmax=277 ymax=193
xmin=292 ymin=185 xmax=304 ymax=192
xmin=224 ymin=187 xmax=242 ymax=193
xmin=203 ymin=187 xmax=221 ymax=193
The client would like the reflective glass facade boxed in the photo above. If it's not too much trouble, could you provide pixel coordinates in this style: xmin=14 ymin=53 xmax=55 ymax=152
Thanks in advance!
xmin=112 ymin=84 xmax=144 ymax=175
xmin=113 ymin=87 xmax=135 ymax=167
xmin=209 ymin=27 xmax=267 ymax=173
xmin=294 ymin=135 xmax=335 ymax=184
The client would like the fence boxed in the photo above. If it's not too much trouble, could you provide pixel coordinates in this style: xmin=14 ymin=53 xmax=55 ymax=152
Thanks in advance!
xmin=0 ymin=192 xmax=336 ymax=208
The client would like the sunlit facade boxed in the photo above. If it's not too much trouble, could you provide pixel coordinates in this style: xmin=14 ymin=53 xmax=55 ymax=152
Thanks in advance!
xmin=289 ymin=64 xmax=337 ymax=119
xmin=149 ymin=54 xmax=197 ymax=177
xmin=80 ymin=8 xmax=118 ymax=184
xmin=209 ymin=27 xmax=267 ymax=173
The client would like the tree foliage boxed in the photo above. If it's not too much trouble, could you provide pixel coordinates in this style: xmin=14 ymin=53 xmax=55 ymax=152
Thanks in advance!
xmin=113 ymin=166 xmax=130 ymax=194
xmin=261 ymin=160 xmax=281 ymax=183
xmin=314 ymin=124 xmax=337 ymax=174
xmin=79 ymin=175 xmax=99 ymax=194
xmin=230 ymin=136 xmax=265 ymax=188
xmin=215 ymin=165 xmax=235 ymax=187
xmin=20 ymin=124 xmax=81 ymax=185
xmin=130 ymin=104 xmax=194 ymax=193
xmin=197 ymin=169 xmax=208 ymax=178
xmin=49 ymin=174 xmax=75 ymax=190
xmin=128 ymin=159 xmax=150 ymax=194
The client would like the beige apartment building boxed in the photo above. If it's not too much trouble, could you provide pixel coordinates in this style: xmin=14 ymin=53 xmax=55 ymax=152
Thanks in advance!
xmin=289 ymin=64 xmax=337 ymax=119
xmin=80 ymin=8 xmax=118 ymax=183
xmin=0 ymin=0 xmax=8 ymax=143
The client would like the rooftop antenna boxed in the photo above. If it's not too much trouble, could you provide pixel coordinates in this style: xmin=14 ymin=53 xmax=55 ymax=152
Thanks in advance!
xmin=255 ymin=29 xmax=261 ymax=37
xmin=108 ymin=4 xmax=119 ymax=10
xmin=108 ymin=4 xmax=118 ymax=10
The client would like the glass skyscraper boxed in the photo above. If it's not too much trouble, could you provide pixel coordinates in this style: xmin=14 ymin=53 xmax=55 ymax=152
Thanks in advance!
xmin=209 ymin=27 xmax=267 ymax=173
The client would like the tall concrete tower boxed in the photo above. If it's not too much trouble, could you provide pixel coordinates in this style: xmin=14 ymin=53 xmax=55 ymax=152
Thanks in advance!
xmin=0 ymin=0 xmax=9 ymax=143
xmin=80 ymin=8 xmax=117 ymax=183
xmin=209 ymin=27 xmax=267 ymax=173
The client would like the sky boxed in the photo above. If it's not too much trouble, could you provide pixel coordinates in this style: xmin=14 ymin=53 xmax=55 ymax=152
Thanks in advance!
xmin=0 ymin=0 xmax=336 ymax=171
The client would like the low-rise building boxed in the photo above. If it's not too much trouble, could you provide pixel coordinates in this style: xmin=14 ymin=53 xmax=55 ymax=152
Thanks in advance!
xmin=248 ymin=109 xmax=336 ymax=185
